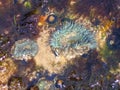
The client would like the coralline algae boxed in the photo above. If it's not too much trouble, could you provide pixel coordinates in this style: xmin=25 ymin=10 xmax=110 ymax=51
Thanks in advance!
xmin=11 ymin=39 xmax=39 ymax=60
xmin=0 ymin=58 xmax=17 ymax=83
xmin=50 ymin=21 xmax=97 ymax=58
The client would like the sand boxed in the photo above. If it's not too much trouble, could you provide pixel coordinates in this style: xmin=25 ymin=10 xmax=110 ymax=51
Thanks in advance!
xmin=34 ymin=27 xmax=67 ymax=74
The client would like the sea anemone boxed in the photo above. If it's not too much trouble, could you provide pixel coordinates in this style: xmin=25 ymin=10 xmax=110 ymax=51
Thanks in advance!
xmin=46 ymin=14 xmax=58 ymax=24
xmin=50 ymin=21 xmax=97 ymax=58
xmin=36 ymin=79 xmax=54 ymax=90
xmin=11 ymin=39 xmax=39 ymax=60
xmin=107 ymin=28 xmax=120 ymax=50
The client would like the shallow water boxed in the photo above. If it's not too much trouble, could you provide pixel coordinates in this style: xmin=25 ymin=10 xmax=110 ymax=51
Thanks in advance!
xmin=0 ymin=0 xmax=120 ymax=90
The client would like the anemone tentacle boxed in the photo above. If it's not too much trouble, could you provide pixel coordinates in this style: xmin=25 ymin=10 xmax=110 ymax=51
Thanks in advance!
xmin=49 ymin=21 xmax=97 ymax=58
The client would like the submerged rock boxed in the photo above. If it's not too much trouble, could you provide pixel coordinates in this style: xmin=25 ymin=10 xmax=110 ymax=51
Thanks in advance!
xmin=107 ymin=28 xmax=120 ymax=50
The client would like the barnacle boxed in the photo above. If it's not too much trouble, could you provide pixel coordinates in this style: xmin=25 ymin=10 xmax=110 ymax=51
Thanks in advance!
xmin=0 ymin=58 xmax=17 ymax=83
xmin=11 ymin=39 xmax=39 ymax=60
xmin=50 ymin=21 xmax=97 ymax=59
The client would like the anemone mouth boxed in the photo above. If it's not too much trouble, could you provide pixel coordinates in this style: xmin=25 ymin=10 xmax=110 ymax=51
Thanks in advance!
xmin=49 ymin=21 xmax=97 ymax=57
xmin=11 ymin=39 xmax=39 ymax=60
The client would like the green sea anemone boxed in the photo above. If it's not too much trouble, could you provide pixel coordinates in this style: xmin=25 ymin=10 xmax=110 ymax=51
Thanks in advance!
xmin=11 ymin=39 xmax=39 ymax=60
xmin=50 ymin=21 xmax=97 ymax=58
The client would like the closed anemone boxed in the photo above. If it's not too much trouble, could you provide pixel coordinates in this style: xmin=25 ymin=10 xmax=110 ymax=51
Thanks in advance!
xmin=46 ymin=14 xmax=58 ymax=24
xmin=11 ymin=39 xmax=39 ymax=60
xmin=106 ymin=28 xmax=120 ymax=50
xmin=50 ymin=21 xmax=97 ymax=58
